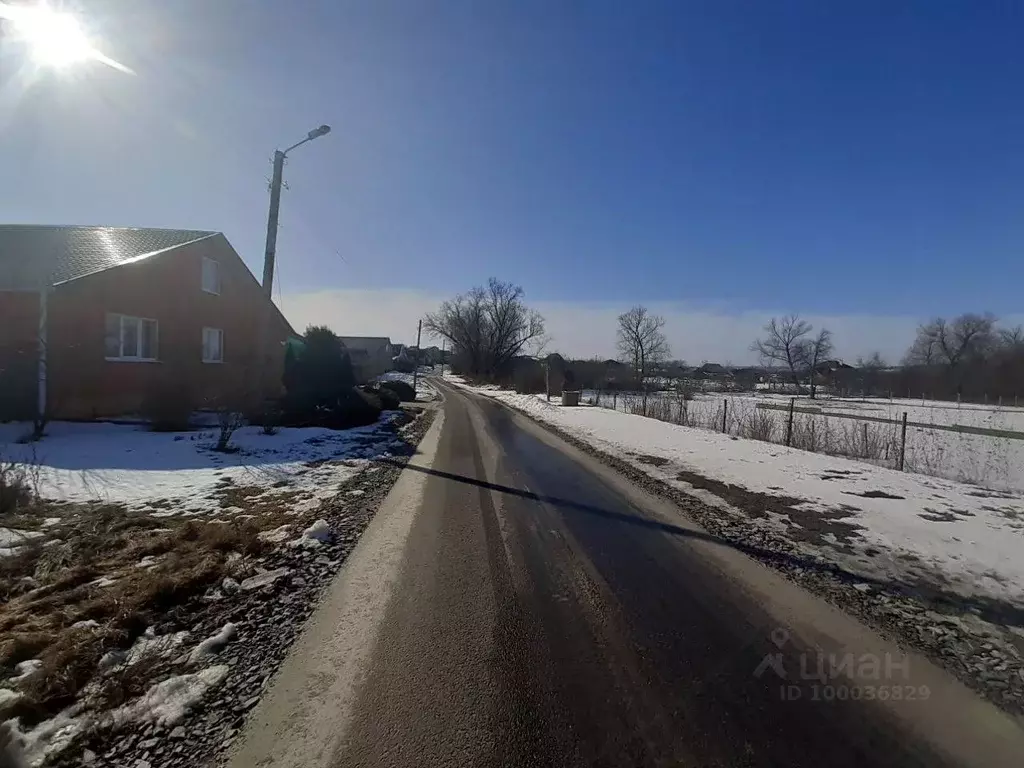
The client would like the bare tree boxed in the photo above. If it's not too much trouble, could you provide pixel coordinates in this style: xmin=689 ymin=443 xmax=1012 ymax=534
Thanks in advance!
xmin=424 ymin=279 xmax=545 ymax=380
xmin=616 ymin=306 xmax=670 ymax=389
xmin=616 ymin=306 xmax=670 ymax=413
xmin=999 ymin=325 xmax=1024 ymax=349
xmin=802 ymin=328 xmax=834 ymax=399
xmin=905 ymin=314 xmax=997 ymax=369
xmin=751 ymin=315 xmax=810 ymax=392
xmin=855 ymin=351 xmax=888 ymax=397
xmin=752 ymin=315 xmax=834 ymax=399
xmin=857 ymin=351 xmax=886 ymax=369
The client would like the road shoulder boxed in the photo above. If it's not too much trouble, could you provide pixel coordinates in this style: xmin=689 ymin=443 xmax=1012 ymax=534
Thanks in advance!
xmin=222 ymin=408 xmax=446 ymax=768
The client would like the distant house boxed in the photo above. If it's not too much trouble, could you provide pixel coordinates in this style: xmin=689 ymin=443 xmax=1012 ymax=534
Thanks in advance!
xmin=813 ymin=359 xmax=855 ymax=376
xmin=695 ymin=362 xmax=733 ymax=379
xmin=421 ymin=346 xmax=443 ymax=365
xmin=339 ymin=337 xmax=393 ymax=381
xmin=813 ymin=359 xmax=856 ymax=391
xmin=0 ymin=225 xmax=296 ymax=421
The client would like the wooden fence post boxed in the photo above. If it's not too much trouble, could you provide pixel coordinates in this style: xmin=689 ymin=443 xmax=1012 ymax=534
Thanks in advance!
xmin=722 ymin=399 xmax=728 ymax=433
xmin=613 ymin=392 xmax=617 ymax=410
xmin=785 ymin=398 xmax=795 ymax=446
xmin=862 ymin=422 xmax=868 ymax=456
xmin=898 ymin=412 xmax=908 ymax=471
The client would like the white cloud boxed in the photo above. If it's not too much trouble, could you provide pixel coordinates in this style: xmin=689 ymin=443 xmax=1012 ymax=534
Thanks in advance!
xmin=277 ymin=288 xmax=1016 ymax=365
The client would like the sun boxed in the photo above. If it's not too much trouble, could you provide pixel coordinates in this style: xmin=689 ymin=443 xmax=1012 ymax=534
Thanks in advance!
xmin=0 ymin=1 xmax=132 ymax=73
xmin=13 ymin=5 xmax=92 ymax=67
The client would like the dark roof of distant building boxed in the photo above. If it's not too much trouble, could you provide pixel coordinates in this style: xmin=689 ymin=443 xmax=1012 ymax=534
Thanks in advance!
xmin=697 ymin=362 xmax=732 ymax=375
xmin=0 ymin=225 xmax=217 ymax=291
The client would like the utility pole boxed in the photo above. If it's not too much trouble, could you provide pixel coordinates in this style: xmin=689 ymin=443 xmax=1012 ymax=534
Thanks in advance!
xmin=440 ymin=338 xmax=446 ymax=377
xmin=260 ymin=125 xmax=331 ymax=298
xmin=261 ymin=150 xmax=286 ymax=298
xmin=412 ymin=319 xmax=423 ymax=393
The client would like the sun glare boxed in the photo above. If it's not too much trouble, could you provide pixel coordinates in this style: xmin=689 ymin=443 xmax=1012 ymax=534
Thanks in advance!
xmin=0 ymin=1 xmax=133 ymax=73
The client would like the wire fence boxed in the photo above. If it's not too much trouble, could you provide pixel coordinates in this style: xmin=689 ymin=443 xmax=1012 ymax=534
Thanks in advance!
xmin=585 ymin=390 xmax=1024 ymax=493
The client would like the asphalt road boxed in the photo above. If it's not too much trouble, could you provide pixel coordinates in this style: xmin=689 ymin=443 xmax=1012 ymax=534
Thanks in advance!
xmin=326 ymin=381 xmax=1022 ymax=768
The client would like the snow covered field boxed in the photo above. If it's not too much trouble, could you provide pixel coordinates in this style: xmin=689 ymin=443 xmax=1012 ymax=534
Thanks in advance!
xmin=0 ymin=415 xmax=411 ymax=523
xmin=456 ymin=384 xmax=1024 ymax=607
xmin=584 ymin=390 xmax=1024 ymax=492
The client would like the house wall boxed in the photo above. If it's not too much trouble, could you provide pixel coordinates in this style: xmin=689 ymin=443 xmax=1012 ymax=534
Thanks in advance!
xmin=0 ymin=292 xmax=40 ymax=419
xmin=46 ymin=236 xmax=294 ymax=419
xmin=343 ymin=341 xmax=392 ymax=382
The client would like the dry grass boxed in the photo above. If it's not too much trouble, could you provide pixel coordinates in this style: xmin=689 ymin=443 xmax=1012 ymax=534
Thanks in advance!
xmin=0 ymin=455 xmax=37 ymax=514
xmin=0 ymin=499 xmax=284 ymax=729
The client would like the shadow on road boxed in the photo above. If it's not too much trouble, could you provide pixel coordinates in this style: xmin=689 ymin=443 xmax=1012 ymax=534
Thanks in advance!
xmin=377 ymin=457 xmax=1024 ymax=629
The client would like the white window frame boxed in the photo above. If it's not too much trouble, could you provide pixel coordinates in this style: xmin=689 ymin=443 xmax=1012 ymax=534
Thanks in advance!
xmin=201 ymin=257 xmax=222 ymax=295
xmin=202 ymin=327 xmax=224 ymax=363
xmin=105 ymin=314 xmax=159 ymax=362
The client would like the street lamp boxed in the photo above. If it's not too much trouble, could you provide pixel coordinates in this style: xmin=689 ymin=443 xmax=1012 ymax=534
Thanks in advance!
xmin=261 ymin=124 xmax=331 ymax=297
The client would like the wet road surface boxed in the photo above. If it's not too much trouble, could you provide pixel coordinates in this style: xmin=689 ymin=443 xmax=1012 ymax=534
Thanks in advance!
xmin=330 ymin=380 xmax=1021 ymax=768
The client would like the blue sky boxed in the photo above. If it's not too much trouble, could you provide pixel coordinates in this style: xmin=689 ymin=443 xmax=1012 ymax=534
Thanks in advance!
xmin=2 ymin=1 xmax=1022 ymax=358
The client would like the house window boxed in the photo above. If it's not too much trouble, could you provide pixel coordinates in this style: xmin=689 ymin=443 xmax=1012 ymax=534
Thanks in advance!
xmin=202 ymin=327 xmax=224 ymax=363
xmin=201 ymin=257 xmax=221 ymax=295
xmin=105 ymin=314 xmax=158 ymax=361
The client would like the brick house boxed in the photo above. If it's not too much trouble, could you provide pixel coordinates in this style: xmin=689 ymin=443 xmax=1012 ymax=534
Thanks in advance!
xmin=0 ymin=225 xmax=297 ymax=421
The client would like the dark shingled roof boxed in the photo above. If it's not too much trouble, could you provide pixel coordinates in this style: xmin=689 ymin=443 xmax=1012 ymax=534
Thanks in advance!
xmin=0 ymin=225 xmax=217 ymax=291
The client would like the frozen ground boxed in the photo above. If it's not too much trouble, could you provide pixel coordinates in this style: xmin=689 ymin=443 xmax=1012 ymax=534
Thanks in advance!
xmin=455 ymin=383 xmax=1024 ymax=608
xmin=0 ymin=414 xmax=411 ymax=521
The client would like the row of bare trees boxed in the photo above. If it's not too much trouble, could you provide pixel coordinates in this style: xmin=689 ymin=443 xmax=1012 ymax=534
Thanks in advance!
xmin=899 ymin=313 xmax=1024 ymax=401
xmin=424 ymin=278 xmax=546 ymax=379
xmin=425 ymin=283 xmax=1023 ymax=404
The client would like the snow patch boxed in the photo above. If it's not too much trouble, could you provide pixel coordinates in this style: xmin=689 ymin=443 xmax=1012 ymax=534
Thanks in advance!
xmin=289 ymin=519 xmax=332 ymax=549
xmin=5 ymin=711 xmax=86 ymax=767
xmin=11 ymin=660 xmax=41 ymax=682
xmin=240 ymin=567 xmax=290 ymax=591
xmin=187 ymin=624 xmax=237 ymax=664
xmin=0 ymin=528 xmax=42 ymax=548
xmin=108 ymin=665 xmax=230 ymax=728
xmin=126 ymin=629 xmax=189 ymax=665
xmin=0 ymin=417 xmax=405 ymax=519
xmin=257 ymin=525 xmax=292 ymax=544
xmin=0 ymin=688 xmax=21 ymax=707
